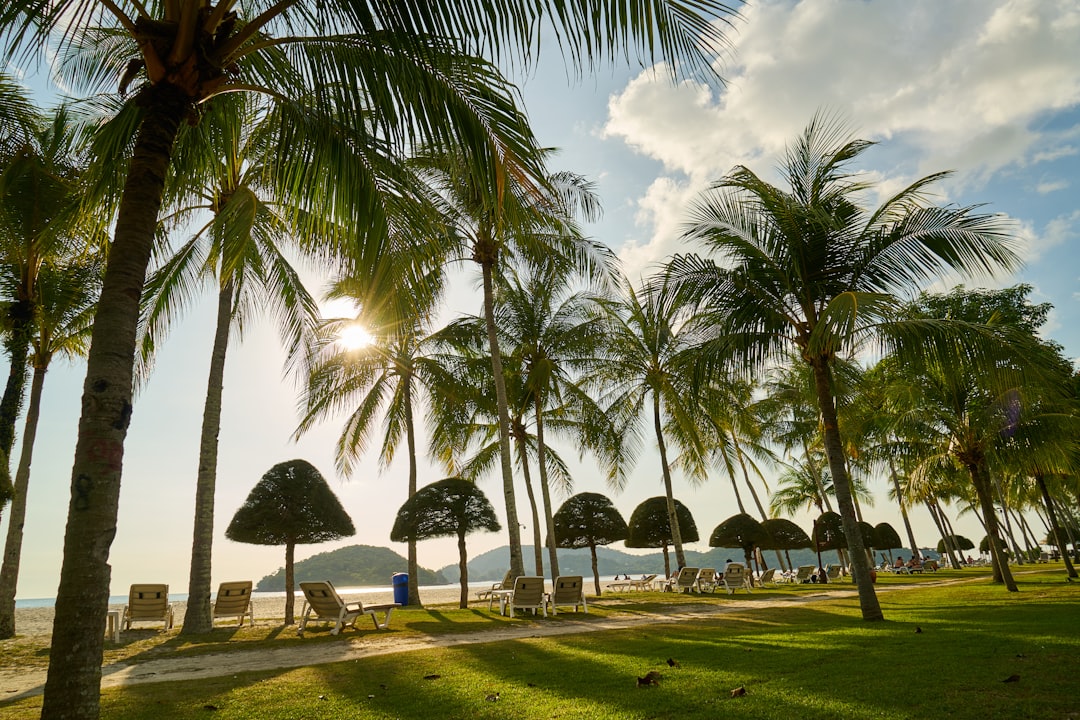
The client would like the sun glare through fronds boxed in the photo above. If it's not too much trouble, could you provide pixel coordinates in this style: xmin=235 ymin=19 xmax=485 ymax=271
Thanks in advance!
xmin=337 ymin=323 xmax=375 ymax=350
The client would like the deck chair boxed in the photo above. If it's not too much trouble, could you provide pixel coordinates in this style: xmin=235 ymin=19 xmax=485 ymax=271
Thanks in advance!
xmin=123 ymin=584 xmax=174 ymax=631
xmin=297 ymin=580 xmax=399 ymax=636
xmin=665 ymin=567 xmax=700 ymax=593
xmin=629 ymin=574 xmax=658 ymax=591
xmin=793 ymin=565 xmax=816 ymax=583
xmin=758 ymin=568 xmax=779 ymax=587
xmin=547 ymin=576 xmax=587 ymax=615
xmin=505 ymin=576 xmax=547 ymax=618
xmin=721 ymin=563 xmax=752 ymax=594
xmin=826 ymin=565 xmax=842 ymax=582
xmin=212 ymin=581 xmax=254 ymax=627
xmin=476 ymin=570 xmax=514 ymax=610
xmin=694 ymin=568 xmax=718 ymax=593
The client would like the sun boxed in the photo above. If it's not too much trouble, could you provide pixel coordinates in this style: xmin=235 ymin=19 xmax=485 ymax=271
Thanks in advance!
xmin=337 ymin=323 xmax=375 ymax=350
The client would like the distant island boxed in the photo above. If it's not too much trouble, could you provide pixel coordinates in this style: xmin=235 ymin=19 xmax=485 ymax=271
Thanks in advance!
xmin=255 ymin=544 xmax=449 ymax=591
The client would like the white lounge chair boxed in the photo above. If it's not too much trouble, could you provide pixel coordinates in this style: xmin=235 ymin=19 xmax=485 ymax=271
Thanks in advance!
xmin=297 ymin=580 xmax=399 ymax=636
xmin=694 ymin=568 xmax=719 ymax=593
xmin=721 ymin=563 xmax=752 ymax=594
xmin=547 ymin=576 xmax=587 ymax=615
xmin=212 ymin=581 xmax=254 ymax=627
xmin=122 ymin=584 xmax=174 ymax=631
xmin=476 ymin=570 xmax=514 ymax=609
xmin=663 ymin=567 xmax=700 ymax=593
xmin=758 ymin=568 xmax=779 ymax=587
xmin=503 ymin=576 xmax=547 ymax=618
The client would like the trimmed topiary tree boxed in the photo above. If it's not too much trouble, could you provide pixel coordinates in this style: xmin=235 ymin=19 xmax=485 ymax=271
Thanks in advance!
xmin=552 ymin=492 xmax=628 ymax=595
xmin=709 ymin=513 xmax=766 ymax=574
xmin=759 ymin=517 xmax=812 ymax=570
xmin=390 ymin=478 xmax=500 ymax=609
xmin=625 ymin=496 xmax=698 ymax=577
xmin=873 ymin=522 xmax=904 ymax=563
xmin=226 ymin=459 xmax=355 ymax=625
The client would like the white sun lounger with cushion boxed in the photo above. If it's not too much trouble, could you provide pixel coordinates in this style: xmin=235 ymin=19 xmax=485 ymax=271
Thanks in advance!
xmin=212 ymin=580 xmax=254 ymax=627
xmin=123 ymin=583 xmax=174 ymax=631
xmin=664 ymin=567 xmax=700 ymax=593
xmin=547 ymin=576 xmax=587 ymax=615
xmin=297 ymin=580 xmax=400 ymax=636
xmin=721 ymin=563 xmax=752 ymax=594
xmin=694 ymin=568 xmax=718 ymax=593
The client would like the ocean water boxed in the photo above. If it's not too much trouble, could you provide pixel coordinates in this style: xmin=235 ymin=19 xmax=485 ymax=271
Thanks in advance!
xmin=14 ymin=582 xmax=482 ymax=609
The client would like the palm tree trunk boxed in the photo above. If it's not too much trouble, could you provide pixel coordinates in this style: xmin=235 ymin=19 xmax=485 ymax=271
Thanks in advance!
xmin=969 ymin=461 xmax=1017 ymax=590
xmin=589 ymin=543 xmax=601 ymax=596
xmin=458 ymin=530 xmax=469 ymax=609
xmin=41 ymin=88 xmax=187 ymax=720
xmin=809 ymin=359 xmax=882 ymax=621
xmin=182 ymin=281 xmax=233 ymax=634
xmin=515 ymin=431 xmax=544 ymax=575
xmin=0 ymin=360 xmax=46 ymax=638
xmin=803 ymin=440 xmax=834 ymax=512
xmin=733 ymin=438 xmax=785 ymax=571
xmin=0 ymin=298 xmax=32 ymax=499
xmin=993 ymin=477 xmax=1026 ymax=564
xmin=403 ymin=380 xmax=422 ymax=606
xmin=534 ymin=400 xmax=560 ymax=580
xmin=1037 ymin=475 xmax=1077 ymax=578
xmin=887 ymin=456 xmax=920 ymax=558
xmin=284 ymin=541 xmax=296 ymax=625
xmin=479 ymin=256 xmax=524 ymax=579
xmin=654 ymin=393 xmax=685 ymax=569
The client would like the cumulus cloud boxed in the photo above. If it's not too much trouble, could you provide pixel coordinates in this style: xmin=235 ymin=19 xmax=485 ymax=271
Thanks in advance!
xmin=602 ymin=0 xmax=1080 ymax=276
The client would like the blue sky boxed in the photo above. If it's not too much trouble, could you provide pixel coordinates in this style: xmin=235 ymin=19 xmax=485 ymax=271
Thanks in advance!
xmin=5 ymin=0 xmax=1079 ymax=599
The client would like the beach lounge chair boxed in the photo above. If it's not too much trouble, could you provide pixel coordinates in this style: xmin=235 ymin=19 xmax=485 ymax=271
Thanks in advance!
xmin=212 ymin=581 xmax=254 ymax=627
xmin=546 ymin=576 xmax=587 ymax=615
xmin=793 ymin=565 xmax=816 ymax=583
xmin=663 ymin=567 xmax=700 ymax=593
xmin=476 ymin=570 xmax=514 ymax=610
xmin=503 ymin=576 xmax=547 ymax=618
xmin=629 ymin=574 xmax=658 ymax=591
xmin=122 ymin=584 xmax=174 ymax=631
xmin=826 ymin=565 xmax=842 ymax=581
xmin=721 ymin=563 xmax=752 ymax=594
xmin=694 ymin=568 xmax=718 ymax=593
xmin=758 ymin=568 xmax=779 ymax=587
xmin=297 ymin=580 xmax=399 ymax=636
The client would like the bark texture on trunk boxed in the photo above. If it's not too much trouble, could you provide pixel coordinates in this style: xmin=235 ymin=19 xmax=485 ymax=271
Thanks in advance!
xmin=458 ymin=532 xmax=469 ymax=609
xmin=182 ymin=281 xmax=233 ymax=634
xmin=41 ymin=86 xmax=187 ymax=720
xmin=969 ymin=461 xmax=1017 ymax=590
xmin=534 ymin=404 xmax=560 ymax=580
xmin=0 ymin=362 xmax=47 ymax=638
xmin=654 ymin=393 xmax=685 ymax=569
xmin=404 ymin=381 xmax=422 ymax=606
xmin=284 ymin=542 xmax=296 ymax=625
xmin=516 ymin=434 xmax=544 ymax=575
xmin=590 ymin=544 xmax=600 ymax=596
xmin=1037 ymin=475 xmax=1077 ymax=579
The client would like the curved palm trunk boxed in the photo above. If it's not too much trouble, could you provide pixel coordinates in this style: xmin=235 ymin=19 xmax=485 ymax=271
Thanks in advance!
xmin=992 ymin=474 xmax=1026 ymax=564
xmin=1037 ymin=475 xmax=1077 ymax=578
xmin=887 ymin=456 xmax=920 ymax=559
xmin=479 ymin=256 xmax=523 ymax=578
xmin=284 ymin=541 xmax=296 ymax=625
xmin=42 ymin=89 xmax=186 ymax=720
xmin=802 ymin=440 xmax=834 ymax=512
xmin=534 ymin=401 xmax=560 ymax=580
xmin=809 ymin=359 xmax=882 ymax=621
xmin=403 ymin=381 xmax=422 ymax=606
xmin=515 ymin=429 xmax=544 ymax=574
xmin=0 ymin=359 xmax=47 ymax=637
xmin=968 ymin=461 xmax=1017 ymax=590
xmin=0 ymin=299 xmax=32 ymax=494
xmin=653 ymin=393 xmax=685 ymax=569
xmin=457 ymin=530 xmax=469 ymax=609
xmin=182 ymin=281 xmax=233 ymax=634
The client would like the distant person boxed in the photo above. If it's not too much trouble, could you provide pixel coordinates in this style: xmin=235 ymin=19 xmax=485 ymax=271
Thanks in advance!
xmin=894 ymin=556 xmax=905 ymax=569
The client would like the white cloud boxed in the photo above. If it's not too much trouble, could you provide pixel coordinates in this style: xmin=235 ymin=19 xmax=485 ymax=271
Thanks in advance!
xmin=602 ymin=0 xmax=1080 ymax=272
xmin=1036 ymin=179 xmax=1069 ymax=194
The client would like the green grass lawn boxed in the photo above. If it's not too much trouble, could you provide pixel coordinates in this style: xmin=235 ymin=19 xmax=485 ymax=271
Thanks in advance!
xmin=3 ymin=569 xmax=1078 ymax=719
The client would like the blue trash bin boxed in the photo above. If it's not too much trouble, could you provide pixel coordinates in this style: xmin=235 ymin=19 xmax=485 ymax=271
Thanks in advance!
xmin=392 ymin=572 xmax=409 ymax=606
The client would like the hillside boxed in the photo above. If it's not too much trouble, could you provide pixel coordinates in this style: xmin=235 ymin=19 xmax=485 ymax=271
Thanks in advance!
xmin=440 ymin=545 xmax=936 ymax=582
xmin=255 ymin=544 xmax=448 ymax=591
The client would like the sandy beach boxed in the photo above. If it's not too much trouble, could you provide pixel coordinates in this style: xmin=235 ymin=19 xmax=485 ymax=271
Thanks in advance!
xmin=13 ymin=584 xmax=469 ymax=639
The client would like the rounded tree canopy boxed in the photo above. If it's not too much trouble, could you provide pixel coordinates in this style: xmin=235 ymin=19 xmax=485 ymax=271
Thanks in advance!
xmin=812 ymin=511 xmax=846 ymax=550
xmin=551 ymin=492 xmax=628 ymax=549
xmin=979 ymin=535 xmax=1008 ymax=554
xmin=225 ymin=459 xmax=355 ymax=546
xmin=708 ymin=513 xmax=766 ymax=552
xmin=937 ymin=534 xmax=974 ymax=553
xmin=1044 ymin=528 xmax=1075 ymax=548
xmin=625 ymin=496 xmax=699 ymax=548
xmin=758 ymin=518 xmax=812 ymax=550
xmin=873 ymin=522 xmax=903 ymax=550
xmin=390 ymin=477 xmax=500 ymax=542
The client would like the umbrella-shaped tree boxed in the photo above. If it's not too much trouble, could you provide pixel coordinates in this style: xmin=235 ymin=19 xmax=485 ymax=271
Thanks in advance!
xmin=625 ymin=496 xmax=698 ymax=577
xmin=552 ymin=492 xmax=628 ymax=595
xmin=709 ymin=513 xmax=766 ymax=573
xmin=812 ymin=511 xmax=848 ymax=571
xmin=390 ymin=478 xmax=500 ymax=609
xmin=225 ymin=460 xmax=354 ymax=625
xmin=759 ymin=518 xmax=812 ymax=571
xmin=874 ymin=522 xmax=904 ymax=563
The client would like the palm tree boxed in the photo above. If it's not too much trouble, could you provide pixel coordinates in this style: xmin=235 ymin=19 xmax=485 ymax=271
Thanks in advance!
xmin=591 ymin=277 xmax=707 ymax=570
xmin=415 ymin=146 xmax=613 ymax=579
xmin=670 ymin=114 xmax=1019 ymax=620
xmin=3 ymin=2 xmax=738 ymax=712
xmin=0 ymin=256 xmax=102 ymax=638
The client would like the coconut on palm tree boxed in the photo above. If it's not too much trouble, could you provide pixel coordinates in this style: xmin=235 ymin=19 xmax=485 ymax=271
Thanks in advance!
xmin=670 ymin=113 xmax=1019 ymax=620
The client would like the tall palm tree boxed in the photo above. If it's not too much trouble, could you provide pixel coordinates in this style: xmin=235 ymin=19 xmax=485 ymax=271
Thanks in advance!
xmin=0 ymin=256 xmax=102 ymax=638
xmin=415 ymin=146 xmax=613 ymax=578
xmin=591 ymin=277 xmax=707 ymax=570
xmin=3 ymin=2 xmax=738 ymax=713
xmin=670 ymin=114 xmax=1019 ymax=620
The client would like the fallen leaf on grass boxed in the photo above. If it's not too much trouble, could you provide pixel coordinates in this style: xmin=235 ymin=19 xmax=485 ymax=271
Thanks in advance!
xmin=1003 ymin=675 xmax=1020 ymax=683
xmin=423 ymin=674 xmax=441 ymax=680
xmin=637 ymin=671 xmax=663 ymax=687
xmin=485 ymin=692 xmax=501 ymax=701
xmin=666 ymin=658 xmax=680 ymax=668
xmin=731 ymin=686 xmax=747 ymax=697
